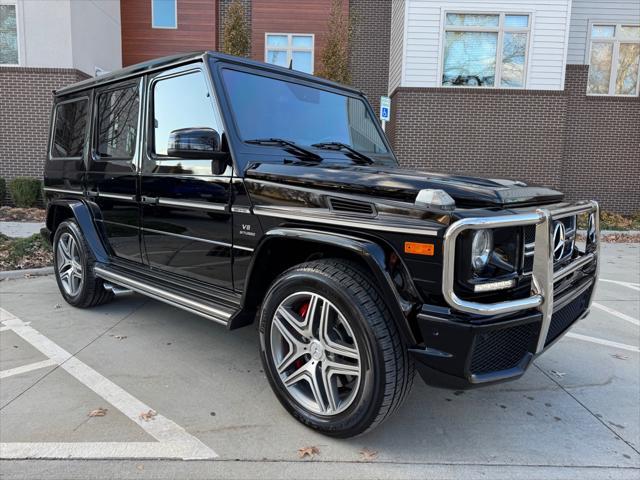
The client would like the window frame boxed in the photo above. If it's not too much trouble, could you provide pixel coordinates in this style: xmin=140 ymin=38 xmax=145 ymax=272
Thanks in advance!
xmin=586 ymin=21 xmax=640 ymax=97
xmin=0 ymin=0 xmax=21 ymax=66
xmin=264 ymin=33 xmax=315 ymax=74
xmin=49 ymin=96 xmax=91 ymax=160
xmin=93 ymin=81 xmax=142 ymax=162
xmin=151 ymin=0 xmax=177 ymax=29
xmin=438 ymin=11 xmax=532 ymax=89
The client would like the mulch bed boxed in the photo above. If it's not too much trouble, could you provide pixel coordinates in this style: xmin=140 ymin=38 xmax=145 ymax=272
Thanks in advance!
xmin=0 ymin=234 xmax=53 ymax=271
xmin=0 ymin=206 xmax=46 ymax=222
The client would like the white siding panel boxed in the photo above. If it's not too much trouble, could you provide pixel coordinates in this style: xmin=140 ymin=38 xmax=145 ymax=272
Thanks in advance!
xmin=402 ymin=0 xmax=572 ymax=90
xmin=568 ymin=0 xmax=640 ymax=64
xmin=389 ymin=0 xmax=406 ymax=93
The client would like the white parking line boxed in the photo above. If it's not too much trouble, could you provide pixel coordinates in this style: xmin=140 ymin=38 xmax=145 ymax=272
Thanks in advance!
xmin=599 ymin=279 xmax=640 ymax=292
xmin=0 ymin=359 xmax=57 ymax=379
xmin=0 ymin=308 xmax=218 ymax=460
xmin=565 ymin=332 xmax=640 ymax=353
xmin=592 ymin=302 xmax=640 ymax=327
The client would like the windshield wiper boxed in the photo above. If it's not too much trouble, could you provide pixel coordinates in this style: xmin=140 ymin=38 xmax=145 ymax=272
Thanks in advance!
xmin=311 ymin=142 xmax=374 ymax=165
xmin=246 ymin=138 xmax=322 ymax=162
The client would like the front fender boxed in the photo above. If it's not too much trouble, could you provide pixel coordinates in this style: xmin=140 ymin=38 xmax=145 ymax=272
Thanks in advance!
xmin=239 ymin=227 xmax=420 ymax=345
xmin=46 ymin=198 xmax=110 ymax=263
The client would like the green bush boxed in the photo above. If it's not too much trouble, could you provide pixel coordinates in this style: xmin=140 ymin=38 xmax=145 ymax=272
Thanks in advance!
xmin=0 ymin=177 xmax=6 ymax=205
xmin=9 ymin=177 xmax=42 ymax=208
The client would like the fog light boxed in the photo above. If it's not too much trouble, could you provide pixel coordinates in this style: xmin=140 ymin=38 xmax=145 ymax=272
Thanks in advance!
xmin=473 ymin=279 xmax=516 ymax=293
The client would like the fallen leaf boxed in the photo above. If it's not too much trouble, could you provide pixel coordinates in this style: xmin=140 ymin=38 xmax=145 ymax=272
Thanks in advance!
xmin=611 ymin=353 xmax=629 ymax=360
xmin=54 ymin=304 xmax=62 ymax=309
xmin=359 ymin=448 xmax=378 ymax=461
xmin=297 ymin=446 xmax=320 ymax=459
xmin=139 ymin=410 xmax=157 ymax=421
xmin=136 ymin=464 xmax=144 ymax=471
xmin=550 ymin=370 xmax=566 ymax=378
xmin=88 ymin=407 xmax=108 ymax=417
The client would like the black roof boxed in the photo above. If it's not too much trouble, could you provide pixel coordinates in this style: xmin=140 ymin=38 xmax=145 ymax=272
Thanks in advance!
xmin=55 ymin=51 xmax=362 ymax=96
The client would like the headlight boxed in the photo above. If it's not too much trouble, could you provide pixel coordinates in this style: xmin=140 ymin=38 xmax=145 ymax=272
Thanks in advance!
xmin=471 ymin=229 xmax=493 ymax=272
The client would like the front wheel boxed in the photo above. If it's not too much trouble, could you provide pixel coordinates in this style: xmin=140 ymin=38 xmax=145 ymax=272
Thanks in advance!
xmin=259 ymin=259 xmax=414 ymax=437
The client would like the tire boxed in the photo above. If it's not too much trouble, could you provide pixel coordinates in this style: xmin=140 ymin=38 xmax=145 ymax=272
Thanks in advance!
xmin=259 ymin=259 xmax=414 ymax=437
xmin=53 ymin=219 xmax=113 ymax=308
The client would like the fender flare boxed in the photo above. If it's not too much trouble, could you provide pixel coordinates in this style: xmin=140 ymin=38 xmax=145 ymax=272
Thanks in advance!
xmin=46 ymin=198 xmax=110 ymax=264
xmin=238 ymin=227 xmax=419 ymax=345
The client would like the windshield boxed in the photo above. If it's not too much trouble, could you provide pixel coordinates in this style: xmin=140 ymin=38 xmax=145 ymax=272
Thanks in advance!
xmin=220 ymin=68 xmax=392 ymax=160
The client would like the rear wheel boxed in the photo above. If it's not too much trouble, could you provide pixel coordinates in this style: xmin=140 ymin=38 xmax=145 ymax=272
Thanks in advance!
xmin=53 ymin=220 xmax=113 ymax=308
xmin=259 ymin=259 xmax=414 ymax=437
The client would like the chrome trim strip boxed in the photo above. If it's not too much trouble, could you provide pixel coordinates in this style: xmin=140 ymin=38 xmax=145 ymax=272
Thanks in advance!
xmin=157 ymin=198 xmax=228 ymax=212
xmin=94 ymin=266 xmax=231 ymax=325
xmin=99 ymin=192 xmax=136 ymax=201
xmin=43 ymin=187 xmax=83 ymax=195
xmin=553 ymin=253 xmax=595 ymax=282
xmin=141 ymin=227 xmax=253 ymax=252
xmin=231 ymin=206 xmax=252 ymax=214
xmin=253 ymin=206 xmax=439 ymax=237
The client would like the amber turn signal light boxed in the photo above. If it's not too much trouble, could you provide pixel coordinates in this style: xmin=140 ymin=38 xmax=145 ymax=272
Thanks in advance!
xmin=404 ymin=241 xmax=434 ymax=256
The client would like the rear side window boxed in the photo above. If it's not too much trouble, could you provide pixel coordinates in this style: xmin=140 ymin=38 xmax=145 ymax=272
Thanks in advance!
xmin=97 ymin=85 xmax=140 ymax=159
xmin=51 ymin=99 xmax=89 ymax=158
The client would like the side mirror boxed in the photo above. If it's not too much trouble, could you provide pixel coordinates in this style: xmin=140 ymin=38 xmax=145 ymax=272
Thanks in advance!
xmin=167 ymin=127 xmax=221 ymax=159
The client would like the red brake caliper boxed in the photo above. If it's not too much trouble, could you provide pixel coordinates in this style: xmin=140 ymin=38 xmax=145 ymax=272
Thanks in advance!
xmin=295 ymin=302 xmax=310 ymax=369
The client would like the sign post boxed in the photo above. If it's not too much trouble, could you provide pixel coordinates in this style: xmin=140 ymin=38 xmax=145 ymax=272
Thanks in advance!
xmin=379 ymin=96 xmax=391 ymax=132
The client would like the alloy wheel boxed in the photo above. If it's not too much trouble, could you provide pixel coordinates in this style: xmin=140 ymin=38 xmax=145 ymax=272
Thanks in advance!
xmin=56 ymin=232 xmax=84 ymax=296
xmin=270 ymin=291 xmax=362 ymax=415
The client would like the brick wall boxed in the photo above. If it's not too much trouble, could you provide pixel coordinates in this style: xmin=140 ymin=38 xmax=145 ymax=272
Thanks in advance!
xmin=349 ymin=0 xmax=391 ymax=114
xmin=561 ymin=65 xmax=640 ymax=215
xmin=389 ymin=68 xmax=640 ymax=215
xmin=0 ymin=67 xmax=88 ymax=204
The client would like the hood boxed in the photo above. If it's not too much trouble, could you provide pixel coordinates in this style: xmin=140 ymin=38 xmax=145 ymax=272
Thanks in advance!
xmin=245 ymin=162 xmax=564 ymax=209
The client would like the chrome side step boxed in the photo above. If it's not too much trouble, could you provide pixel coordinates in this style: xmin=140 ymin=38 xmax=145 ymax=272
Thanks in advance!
xmin=94 ymin=266 xmax=231 ymax=326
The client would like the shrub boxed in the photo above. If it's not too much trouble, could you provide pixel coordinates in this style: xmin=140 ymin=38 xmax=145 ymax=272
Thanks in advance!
xmin=0 ymin=177 xmax=6 ymax=205
xmin=316 ymin=0 xmax=355 ymax=84
xmin=9 ymin=177 xmax=42 ymax=208
xmin=222 ymin=0 xmax=250 ymax=58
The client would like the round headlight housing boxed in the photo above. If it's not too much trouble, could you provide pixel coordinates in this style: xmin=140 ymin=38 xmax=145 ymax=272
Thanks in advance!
xmin=471 ymin=229 xmax=493 ymax=272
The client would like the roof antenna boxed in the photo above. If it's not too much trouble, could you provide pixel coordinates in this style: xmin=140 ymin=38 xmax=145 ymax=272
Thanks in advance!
xmin=288 ymin=58 xmax=293 ymax=70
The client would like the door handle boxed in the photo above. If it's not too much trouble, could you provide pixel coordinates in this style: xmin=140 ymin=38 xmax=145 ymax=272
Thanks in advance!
xmin=141 ymin=196 xmax=159 ymax=205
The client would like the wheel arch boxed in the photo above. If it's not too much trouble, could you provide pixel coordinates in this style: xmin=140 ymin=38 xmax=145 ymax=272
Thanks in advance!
xmin=231 ymin=227 xmax=421 ymax=345
xmin=46 ymin=199 xmax=109 ymax=263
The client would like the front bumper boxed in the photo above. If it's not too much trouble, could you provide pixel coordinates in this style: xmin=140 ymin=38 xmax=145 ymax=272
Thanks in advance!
xmin=410 ymin=201 xmax=600 ymax=389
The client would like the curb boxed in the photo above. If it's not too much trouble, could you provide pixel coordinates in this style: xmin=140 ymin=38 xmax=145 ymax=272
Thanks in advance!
xmin=0 ymin=266 xmax=54 ymax=280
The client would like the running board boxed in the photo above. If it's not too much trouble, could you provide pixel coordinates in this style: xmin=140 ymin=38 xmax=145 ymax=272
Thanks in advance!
xmin=94 ymin=265 xmax=232 ymax=326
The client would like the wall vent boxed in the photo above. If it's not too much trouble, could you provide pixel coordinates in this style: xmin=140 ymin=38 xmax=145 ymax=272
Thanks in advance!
xmin=328 ymin=197 xmax=376 ymax=217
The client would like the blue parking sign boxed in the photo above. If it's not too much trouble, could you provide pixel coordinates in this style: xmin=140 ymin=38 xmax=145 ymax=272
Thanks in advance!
xmin=380 ymin=96 xmax=391 ymax=122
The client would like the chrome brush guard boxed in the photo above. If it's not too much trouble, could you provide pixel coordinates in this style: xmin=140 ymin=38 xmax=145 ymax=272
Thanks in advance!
xmin=442 ymin=201 xmax=600 ymax=353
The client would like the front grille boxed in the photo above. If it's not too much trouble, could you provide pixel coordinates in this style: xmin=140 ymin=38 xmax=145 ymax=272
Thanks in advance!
xmin=328 ymin=197 xmax=376 ymax=216
xmin=470 ymin=322 xmax=538 ymax=375
xmin=523 ymin=216 xmax=577 ymax=275
xmin=545 ymin=288 xmax=592 ymax=346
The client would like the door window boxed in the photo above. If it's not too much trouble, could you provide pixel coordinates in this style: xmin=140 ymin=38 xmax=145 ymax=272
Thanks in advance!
xmin=152 ymin=71 xmax=219 ymax=156
xmin=97 ymin=85 xmax=140 ymax=159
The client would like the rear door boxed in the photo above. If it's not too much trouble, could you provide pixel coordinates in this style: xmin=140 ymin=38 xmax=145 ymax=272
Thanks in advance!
xmin=86 ymin=79 xmax=143 ymax=263
xmin=140 ymin=64 xmax=233 ymax=289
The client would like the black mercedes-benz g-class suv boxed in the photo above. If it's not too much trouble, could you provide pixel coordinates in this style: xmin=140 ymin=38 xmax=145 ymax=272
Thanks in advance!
xmin=43 ymin=51 xmax=600 ymax=437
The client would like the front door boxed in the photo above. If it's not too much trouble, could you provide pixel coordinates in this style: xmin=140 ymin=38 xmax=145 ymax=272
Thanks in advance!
xmin=140 ymin=65 xmax=233 ymax=290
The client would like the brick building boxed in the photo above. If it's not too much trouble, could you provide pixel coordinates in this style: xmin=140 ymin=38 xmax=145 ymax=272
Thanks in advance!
xmin=0 ymin=0 xmax=121 ymax=203
xmin=2 ymin=0 xmax=639 ymax=213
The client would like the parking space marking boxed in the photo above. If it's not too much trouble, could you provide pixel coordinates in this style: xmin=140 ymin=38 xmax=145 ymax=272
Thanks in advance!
xmin=0 ymin=359 xmax=57 ymax=379
xmin=600 ymin=278 xmax=640 ymax=292
xmin=566 ymin=332 xmax=640 ymax=353
xmin=0 ymin=308 xmax=218 ymax=460
xmin=592 ymin=302 xmax=640 ymax=327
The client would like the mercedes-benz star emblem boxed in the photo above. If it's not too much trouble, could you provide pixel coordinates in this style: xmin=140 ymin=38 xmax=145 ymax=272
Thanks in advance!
xmin=553 ymin=221 xmax=566 ymax=261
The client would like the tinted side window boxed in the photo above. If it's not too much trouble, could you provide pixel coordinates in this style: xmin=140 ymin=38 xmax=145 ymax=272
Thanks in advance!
xmin=97 ymin=85 xmax=140 ymax=159
xmin=51 ymin=99 xmax=89 ymax=158
xmin=153 ymin=71 xmax=217 ymax=156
